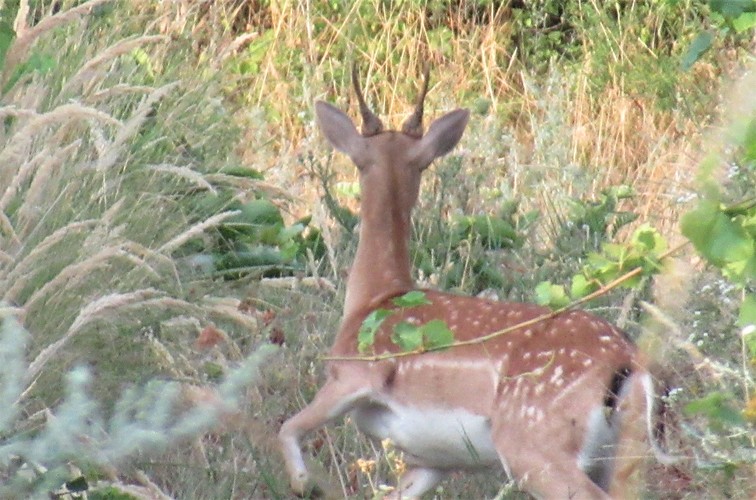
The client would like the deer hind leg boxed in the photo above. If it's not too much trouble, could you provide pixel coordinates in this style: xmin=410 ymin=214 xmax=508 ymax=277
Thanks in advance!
xmin=385 ymin=467 xmax=446 ymax=500
xmin=279 ymin=377 xmax=371 ymax=496
xmin=607 ymin=371 xmax=655 ymax=499
xmin=492 ymin=423 xmax=610 ymax=499
xmin=577 ymin=405 xmax=622 ymax=491
xmin=574 ymin=367 xmax=648 ymax=497
xmin=501 ymin=455 xmax=611 ymax=499
xmin=509 ymin=460 xmax=610 ymax=499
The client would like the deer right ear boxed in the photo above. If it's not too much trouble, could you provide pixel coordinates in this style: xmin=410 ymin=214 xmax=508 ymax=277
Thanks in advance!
xmin=315 ymin=101 xmax=367 ymax=163
xmin=413 ymin=108 xmax=469 ymax=169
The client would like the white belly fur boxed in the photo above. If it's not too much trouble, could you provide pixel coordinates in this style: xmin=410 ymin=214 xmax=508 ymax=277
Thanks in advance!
xmin=351 ymin=400 xmax=499 ymax=470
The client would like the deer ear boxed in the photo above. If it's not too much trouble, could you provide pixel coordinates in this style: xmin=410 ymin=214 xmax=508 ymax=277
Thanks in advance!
xmin=413 ymin=108 xmax=469 ymax=169
xmin=315 ymin=101 xmax=367 ymax=162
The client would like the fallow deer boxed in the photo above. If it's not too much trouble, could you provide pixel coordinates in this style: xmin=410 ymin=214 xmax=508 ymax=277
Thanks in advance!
xmin=279 ymin=67 xmax=672 ymax=499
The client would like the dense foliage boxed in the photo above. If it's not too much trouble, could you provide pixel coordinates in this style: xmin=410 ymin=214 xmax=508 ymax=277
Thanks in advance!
xmin=0 ymin=0 xmax=753 ymax=498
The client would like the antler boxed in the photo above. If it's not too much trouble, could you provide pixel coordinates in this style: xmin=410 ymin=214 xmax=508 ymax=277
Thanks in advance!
xmin=352 ymin=65 xmax=384 ymax=136
xmin=401 ymin=63 xmax=430 ymax=138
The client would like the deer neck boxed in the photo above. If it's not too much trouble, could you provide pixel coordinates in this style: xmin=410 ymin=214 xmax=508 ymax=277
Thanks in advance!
xmin=343 ymin=186 xmax=415 ymax=319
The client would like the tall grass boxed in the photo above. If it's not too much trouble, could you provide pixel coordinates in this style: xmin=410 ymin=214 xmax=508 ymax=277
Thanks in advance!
xmin=210 ymin=0 xmax=731 ymax=225
xmin=0 ymin=1 xmax=286 ymax=496
xmin=0 ymin=0 xmax=753 ymax=498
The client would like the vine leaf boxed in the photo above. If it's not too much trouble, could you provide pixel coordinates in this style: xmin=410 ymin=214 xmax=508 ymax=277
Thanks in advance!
xmin=681 ymin=31 xmax=713 ymax=71
xmin=684 ymin=391 xmax=746 ymax=430
xmin=390 ymin=319 xmax=455 ymax=352
xmin=681 ymin=200 xmax=755 ymax=283
xmin=391 ymin=321 xmax=424 ymax=351
xmin=422 ymin=319 xmax=455 ymax=349
xmin=392 ymin=290 xmax=432 ymax=307
xmin=534 ymin=281 xmax=569 ymax=309
xmin=357 ymin=291 xmax=456 ymax=354
xmin=570 ymin=274 xmax=598 ymax=299
xmin=358 ymin=309 xmax=391 ymax=354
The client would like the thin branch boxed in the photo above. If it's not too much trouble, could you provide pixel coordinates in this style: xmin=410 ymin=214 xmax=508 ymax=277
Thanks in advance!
xmin=323 ymin=239 xmax=692 ymax=362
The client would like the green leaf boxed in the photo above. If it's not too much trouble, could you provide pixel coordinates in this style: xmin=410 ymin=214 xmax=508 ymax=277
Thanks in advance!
xmin=203 ymin=362 xmax=224 ymax=381
xmin=235 ymin=29 xmax=274 ymax=75
xmin=3 ymin=50 xmax=57 ymax=93
xmin=392 ymin=290 xmax=431 ymax=308
xmin=631 ymin=224 xmax=667 ymax=254
xmin=65 ymin=476 xmax=89 ymax=493
xmin=733 ymin=11 xmax=756 ymax=32
xmin=535 ymin=281 xmax=569 ymax=308
xmin=131 ymin=47 xmax=154 ymax=78
xmin=743 ymin=117 xmax=756 ymax=162
xmin=470 ymin=215 xmax=520 ymax=249
xmin=681 ymin=200 xmax=755 ymax=282
xmin=684 ymin=392 xmax=746 ymax=427
xmin=608 ymin=185 xmax=634 ymax=199
xmin=391 ymin=321 xmax=424 ymax=352
xmin=237 ymin=199 xmax=284 ymax=225
xmin=681 ymin=31 xmax=714 ymax=71
xmin=421 ymin=319 xmax=455 ymax=350
xmin=570 ymin=274 xmax=598 ymax=299
xmin=221 ymin=166 xmax=265 ymax=179
xmin=277 ymin=223 xmax=306 ymax=243
xmin=358 ymin=309 xmax=392 ymax=353
xmin=709 ymin=0 xmax=756 ymax=18
xmin=215 ymin=246 xmax=284 ymax=270
xmin=0 ymin=19 xmax=14 ymax=67
xmin=739 ymin=293 xmax=756 ymax=326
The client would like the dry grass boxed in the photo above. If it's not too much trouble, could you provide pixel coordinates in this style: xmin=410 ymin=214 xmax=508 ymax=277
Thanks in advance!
xmin=0 ymin=5 xmax=275 ymax=494
xmin=0 ymin=0 xmax=753 ymax=498
xmin=171 ymin=0 xmax=729 ymax=240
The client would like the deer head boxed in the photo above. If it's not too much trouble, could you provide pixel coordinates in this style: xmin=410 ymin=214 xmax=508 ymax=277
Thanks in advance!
xmin=316 ymin=66 xmax=469 ymax=317
xmin=316 ymin=67 xmax=468 ymax=218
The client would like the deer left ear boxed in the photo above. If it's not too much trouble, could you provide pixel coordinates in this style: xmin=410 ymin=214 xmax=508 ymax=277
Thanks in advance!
xmin=315 ymin=101 xmax=367 ymax=163
xmin=413 ymin=108 xmax=469 ymax=169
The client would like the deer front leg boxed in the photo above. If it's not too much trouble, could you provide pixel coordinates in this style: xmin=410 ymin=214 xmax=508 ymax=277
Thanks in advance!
xmin=279 ymin=377 xmax=371 ymax=496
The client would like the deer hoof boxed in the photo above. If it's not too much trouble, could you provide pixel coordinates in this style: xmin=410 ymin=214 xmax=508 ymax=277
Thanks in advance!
xmin=291 ymin=474 xmax=324 ymax=498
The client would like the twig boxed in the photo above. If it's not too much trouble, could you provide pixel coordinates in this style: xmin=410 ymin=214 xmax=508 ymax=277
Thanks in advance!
xmin=323 ymin=239 xmax=691 ymax=362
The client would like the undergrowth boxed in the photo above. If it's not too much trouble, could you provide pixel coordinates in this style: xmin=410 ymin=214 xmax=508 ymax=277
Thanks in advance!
xmin=0 ymin=0 xmax=753 ymax=498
